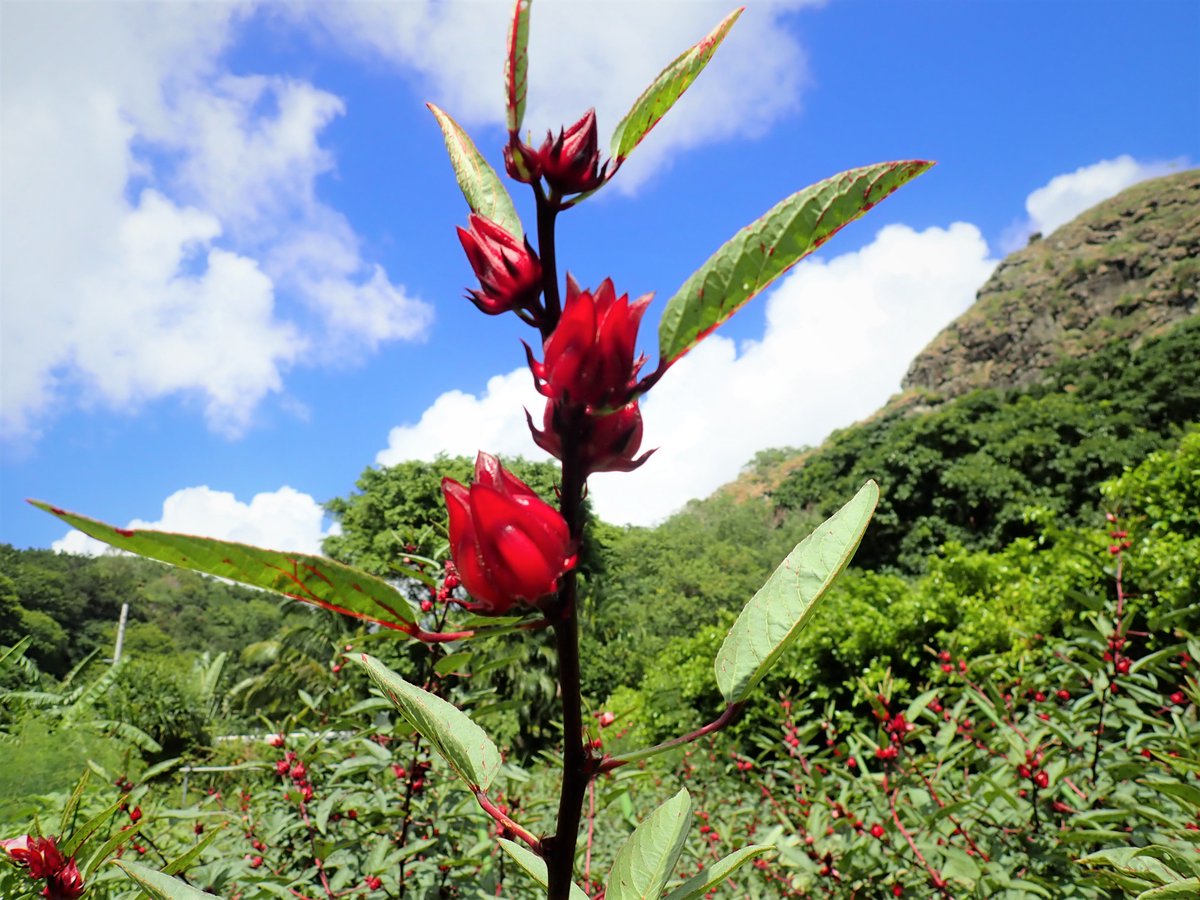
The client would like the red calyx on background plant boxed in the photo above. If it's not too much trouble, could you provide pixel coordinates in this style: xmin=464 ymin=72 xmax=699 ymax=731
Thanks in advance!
xmin=457 ymin=213 xmax=543 ymax=318
xmin=538 ymin=109 xmax=607 ymax=196
xmin=527 ymin=276 xmax=651 ymax=411
xmin=442 ymin=451 xmax=576 ymax=615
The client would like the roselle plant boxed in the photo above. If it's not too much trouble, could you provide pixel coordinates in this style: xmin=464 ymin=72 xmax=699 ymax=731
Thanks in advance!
xmin=25 ymin=3 xmax=931 ymax=897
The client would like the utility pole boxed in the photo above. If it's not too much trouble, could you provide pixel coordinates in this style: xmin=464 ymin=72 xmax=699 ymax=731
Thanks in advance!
xmin=112 ymin=602 xmax=129 ymax=663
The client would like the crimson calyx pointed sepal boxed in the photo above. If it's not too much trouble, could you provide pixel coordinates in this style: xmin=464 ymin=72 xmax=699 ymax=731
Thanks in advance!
xmin=457 ymin=213 xmax=542 ymax=317
xmin=441 ymin=452 xmax=575 ymax=615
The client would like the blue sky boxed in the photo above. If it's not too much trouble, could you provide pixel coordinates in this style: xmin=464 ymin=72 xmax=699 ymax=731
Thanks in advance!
xmin=2 ymin=0 xmax=1197 ymax=554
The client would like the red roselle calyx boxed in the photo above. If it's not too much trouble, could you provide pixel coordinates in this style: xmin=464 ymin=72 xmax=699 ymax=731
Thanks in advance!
xmin=0 ymin=835 xmax=85 ymax=900
xmin=456 ymin=213 xmax=543 ymax=317
xmin=528 ymin=275 xmax=651 ymax=411
xmin=442 ymin=452 xmax=576 ymax=615
xmin=527 ymin=399 xmax=655 ymax=475
xmin=538 ymin=109 xmax=608 ymax=195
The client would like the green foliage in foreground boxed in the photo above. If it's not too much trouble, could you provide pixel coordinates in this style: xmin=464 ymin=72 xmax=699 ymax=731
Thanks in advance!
xmin=770 ymin=317 xmax=1200 ymax=571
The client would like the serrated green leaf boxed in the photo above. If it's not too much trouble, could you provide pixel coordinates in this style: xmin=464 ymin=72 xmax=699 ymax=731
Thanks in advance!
xmin=434 ymin=651 xmax=474 ymax=677
xmin=30 ymin=501 xmax=416 ymax=629
xmin=606 ymin=788 xmax=693 ymax=900
xmin=497 ymin=839 xmax=590 ymax=900
xmin=610 ymin=8 xmax=742 ymax=164
xmin=658 ymin=161 xmax=933 ymax=365
xmin=162 ymin=825 xmax=224 ymax=877
xmin=427 ymin=103 xmax=523 ymax=238
xmin=356 ymin=654 xmax=500 ymax=790
xmin=59 ymin=768 xmax=90 ymax=839
xmin=714 ymin=481 xmax=878 ymax=703
xmin=504 ymin=0 xmax=532 ymax=135
xmin=1144 ymin=780 xmax=1200 ymax=812
xmin=112 ymin=860 xmax=223 ymax=900
xmin=140 ymin=757 xmax=183 ymax=783
xmin=1140 ymin=880 xmax=1200 ymax=898
xmin=84 ymin=823 xmax=143 ymax=879
xmin=663 ymin=844 xmax=773 ymax=899
xmin=62 ymin=797 xmax=123 ymax=858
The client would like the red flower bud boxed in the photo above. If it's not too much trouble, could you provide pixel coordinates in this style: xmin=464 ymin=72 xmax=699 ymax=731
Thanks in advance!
xmin=597 ymin=711 xmax=616 ymax=728
xmin=870 ymin=823 xmax=886 ymax=839
xmin=442 ymin=452 xmax=576 ymax=614
xmin=456 ymin=214 xmax=542 ymax=316
xmin=48 ymin=858 xmax=85 ymax=899
xmin=504 ymin=138 xmax=542 ymax=183
xmin=0 ymin=835 xmax=85 ymax=899
xmin=1056 ymin=689 xmax=1070 ymax=701
xmin=538 ymin=109 xmax=607 ymax=195
xmin=1034 ymin=770 xmax=1049 ymax=789
xmin=1170 ymin=691 xmax=1186 ymax=705
xmin=1115 ymin=657 xmax=1131 ymax=675
xmin=528 ymin=400 xmax=655 ymax=475
xmin=528 ymin=276 xmax=651 ymax=410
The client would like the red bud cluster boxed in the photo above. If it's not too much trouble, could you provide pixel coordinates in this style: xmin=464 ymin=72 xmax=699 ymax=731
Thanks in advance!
xmin=1017 ymin=749 xmax=1050 ymax=790
xmin=0 ymin=835 xmax=85 ymax=900
xmin=442 ymin=452 xmax=576 ymax=615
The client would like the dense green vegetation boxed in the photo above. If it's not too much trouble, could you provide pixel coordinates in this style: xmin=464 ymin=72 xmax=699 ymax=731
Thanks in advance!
xmin=769 ymin=317 xmax=1200 ymax=571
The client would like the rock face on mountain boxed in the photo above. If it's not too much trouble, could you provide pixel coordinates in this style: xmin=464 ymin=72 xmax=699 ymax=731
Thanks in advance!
xmin=902 ymin=169 xmax=1199 ymax=399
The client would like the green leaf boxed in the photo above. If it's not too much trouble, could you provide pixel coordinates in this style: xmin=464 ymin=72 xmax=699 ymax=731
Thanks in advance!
xmin=59 ymin=767 xmax=90 ymax=838
xmin=84 ymin=823 xmax=143 ymax=879
xmin=112 ymin=860 xmax=223 ymax=900
xmin=657 ymin=160 xmax=933 ymax=365
xmin=497 ymin=839 xmax=590 ymax=900
xmin=610 ymin=7 xmax=742 ymax=164
xmin=504 ymin=0 xmax=532 ymax=135
xmin=356 ymin=654 xmax=501 ymax=790
xmin=434 ymin=651 xmax=474 ymax=677
xmin=427 ymin=103 xmax=523 ymax=238
xmin=162 ymin=825 xmax=225 ymax=876
xmin=714 ymin=481 xmax=879 ymax=703
xmin=662 ymin=844 xmax=773 ymax=900
xmin=606 ymin=788 xmax=693 ymax=900
xmin=30 ymin=501 xmax=417 ymax=630
xmin=1140 ymin=881 xmax=1200 ymax=899
xmin=62 ymin=797 xmax=123 ymax=858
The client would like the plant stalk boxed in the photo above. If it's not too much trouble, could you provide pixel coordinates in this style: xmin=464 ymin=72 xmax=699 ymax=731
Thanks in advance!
xmin=546 ymin=404 xmax=589 ymax=898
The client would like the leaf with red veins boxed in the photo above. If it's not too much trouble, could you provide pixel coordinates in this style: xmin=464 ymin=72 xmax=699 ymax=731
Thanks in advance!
xmin=29 ymin=500 xmax=418 ymax=630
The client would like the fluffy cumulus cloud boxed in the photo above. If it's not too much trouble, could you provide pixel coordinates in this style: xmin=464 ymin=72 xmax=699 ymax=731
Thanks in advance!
xmin=1000 ymin=155 xmax=1187 ymax=252
xmin=296 ymin=0 xmax=822 ymax=191
xmin=1 ymin=3 xmax=430 ymax=441
xmin=374 ymin=222 xmax=997 ymax=525
xmin=54 ymin=486 xmax=340 ymax=557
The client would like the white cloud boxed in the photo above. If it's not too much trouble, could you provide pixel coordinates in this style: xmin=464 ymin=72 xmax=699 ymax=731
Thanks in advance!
xmin=1 ymin=3 xmax=431 ymax=441
xmin=1000 ymin=155 xmax=1186 ymax=251
xmin=297 ymin=0 xmax=822 ymax=192
xmin=377 ymin=368 xmax=545 ymax=466
xmin=54 ymin=486 xmax=340 ymax=557
xmin=373 ymin=222 xmax=997 ymax=525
